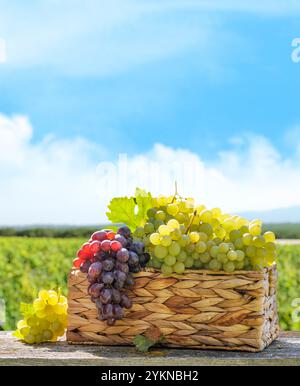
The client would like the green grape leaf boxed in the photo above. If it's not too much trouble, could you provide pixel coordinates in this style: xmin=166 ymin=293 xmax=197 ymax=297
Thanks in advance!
xmin=20 ymin=302 xmax=34 ymax=317
xmin=106 ymin=188 xmax=153 ymax=231
xmin=133 ymin=335 xmax=155 ymax=353
xmin=106 ymin=196 xmax=137 ymax=230
xmin=133 ymin=327 xmax=163 ymax=353
xmin=134 ymin=188 xmax=154 ymax=226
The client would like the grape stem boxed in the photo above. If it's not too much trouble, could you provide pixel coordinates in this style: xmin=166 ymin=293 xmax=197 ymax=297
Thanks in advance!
xmin=186 ymin=210 xmax=198 ymax=234
xmin=171 ymin=181 xmax=181 ymax=203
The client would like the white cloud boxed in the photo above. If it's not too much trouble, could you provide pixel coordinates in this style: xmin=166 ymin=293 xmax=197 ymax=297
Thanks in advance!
xmin=1 ymin=114 xmax=300 ymax=225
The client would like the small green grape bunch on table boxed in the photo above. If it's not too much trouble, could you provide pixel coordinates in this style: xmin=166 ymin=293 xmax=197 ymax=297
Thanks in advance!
xmin=14 ymin=289 xmax=67 ymax=344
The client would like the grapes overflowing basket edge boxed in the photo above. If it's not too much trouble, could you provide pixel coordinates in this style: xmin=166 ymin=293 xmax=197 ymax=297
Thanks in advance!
xmin=67 ymin=264 xmax=279 ymax=352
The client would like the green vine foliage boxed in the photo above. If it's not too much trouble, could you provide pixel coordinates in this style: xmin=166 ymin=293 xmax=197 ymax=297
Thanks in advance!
xmin=0 ymin=238 xmax=299 ymax=331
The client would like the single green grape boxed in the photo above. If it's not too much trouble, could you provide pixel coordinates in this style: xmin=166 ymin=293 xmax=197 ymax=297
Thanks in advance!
xmin=167 ymin=203 xmax=179 ymax=216
xmin=154 ymin=219 xmax=164 ymax=229
xmin=167 ymin=219 xmax=180 ymax=229
xmin=185 ymin=256 xmax=194 ymax=268
xmin=227 ymin=250 xmax=238 ymax=261
xmin=185 ymin=243 xmax=195 ymax=253
xmin=144 ymin=222 xmax=155 ymax=234
xmin=161 ymin=235 xmax=172 ymax=247
xmin=189 ymin=232 xmax=200 ymax=243
xmin=170 ymin=229 xmax=182 ymax=241
xmin=256 ymin=247 xmax=267 ymax=258
xmin=134 ymin=227 xmax=145 ymax=238
xmin=26 ymin=316 xmax=38 ymax=327
xmin=192 ymin=251 xmax=200 ymax=260
xmin=206 ymin=240 xmax=215 ymax=250
xmin=155 ymin=210 xmax=166 ymax=221
xmin=173 ymin=262 xmax=185 ymax=274
xmin=178 ymin=234 xmax=189 ymax=247
xmin=218 ymin=242 xmax=229 ymax=253
xmin=217 ymin=253 xmax=228 ymax=263
xmin=234 ymin=238 xmax=244 ymax=249
xmin=195 ymin=241 xmax=207 ymax=253
xmin=213 ymin=237 xmax=222 ymax=245
xmin=265 ymin=242 xmax=276 ymax=251
xmin=169 ymin=241 xmax=181 ymax=256
xmin=147 ymin=208 xmax=157 ymax=218
xmin=165 ymin=255 xmax=176 ymax=266
xmin=198 ymin=232 xmax=208 ymax=242
xmin=200 ymin=210 xmax=213 ymax=223
xmin=177 ymin=250 xmax=187 ymax=262
xmin=237 ymin=217 xmax=249 ymax=228
xmin=161 ymin=263 xmax=173 ymax=275
xmin=210 ymin=246 xmax=219 ymax=258
xmin=211 ymin=218 xmax=220 ymax=229
xmin=199 ymin=252 xmax=211 ymax=263
xmin=175 ymin=212 xmax=189 ymax=223
xmin=234 ymin=260 xmax=245 ymax=270
xmin=154 ymin=245 xmax=168 ymax=259
xmin=209 ymin=259 xmax=221 ymax=271
xmin=264 ymin=231 xmax=275 ymax=243
xmin=143 ymin=236 xmax=151 ymax=247
xmin=222 ymin=219 xmax=236 ymax=232
xmin=150 ymin=233 xmax=161 ymax=246
xmin=178 ymin=200 xmax=188 ymax=213
xmin=24 ymin=333 xmax=35 ymax=344
xmin=157 ymin=195 xmax=168 ymax=207
xmin=236 ymin=250 xmax=245 ymax=261
xmin=214 ymin=226 xmax=226 ymax=239
xmin=43 ymin=330 xmax=53 ymax=340
xmin=249 ymin=224 xmax=261 ymax=236
xmin=193 ymin=259 xmax=203 ymax=268
xmin=239 ymin=225 xmax=249 ymax=234
xmin=198 ymin=223 xmax=213 ymax=236
xmin=152 ymin=258 xmax=162 ymax=269
xmin=223 ymin=261 xmax=235 ymax=272
xmin=252 ymin=236 xmax=265 ymax=248
xmin=246 ymin=245 xmax=257 ymax=258
xmin=158 ymin=225 xmax=170 ymax=236
xmin=229 ymin=230 xmax=242 ymax=242
xmin=211 ymin=207 xmax=221 ymax=217
xmin=242 ymin=233 xmax=252 ymax=246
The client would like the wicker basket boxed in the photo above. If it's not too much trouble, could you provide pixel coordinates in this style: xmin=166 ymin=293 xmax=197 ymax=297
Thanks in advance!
xmin=67 ymin=265 xmax=279 ymax=352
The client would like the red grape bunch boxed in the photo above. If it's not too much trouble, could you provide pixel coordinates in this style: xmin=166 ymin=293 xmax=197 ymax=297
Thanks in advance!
xmin=72 ymin=226 xmax=150 ymax=326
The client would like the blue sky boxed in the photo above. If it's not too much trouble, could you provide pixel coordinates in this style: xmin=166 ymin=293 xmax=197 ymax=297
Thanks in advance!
xmin=0 ymin=0 xmax=300 ymax=224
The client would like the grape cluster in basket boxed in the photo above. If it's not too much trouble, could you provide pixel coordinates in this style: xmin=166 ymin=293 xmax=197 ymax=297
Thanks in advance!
xmin=73 ymin=226 xmax=150 ymax=326
xmin=133 ymin=194 xmax=277 ymax=274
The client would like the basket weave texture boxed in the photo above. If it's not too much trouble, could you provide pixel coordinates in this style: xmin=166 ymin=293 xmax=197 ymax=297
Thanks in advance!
xmin=67 ymin=265 xmax=279 ymax=352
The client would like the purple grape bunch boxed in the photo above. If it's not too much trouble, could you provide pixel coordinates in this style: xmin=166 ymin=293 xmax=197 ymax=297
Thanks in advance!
xmin=78 ymin=226 xmax=150 ymax=326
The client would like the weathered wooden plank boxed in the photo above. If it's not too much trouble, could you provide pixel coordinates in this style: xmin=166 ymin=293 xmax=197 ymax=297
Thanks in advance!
xmin=0 ymin=331 xmax=300 ymax=366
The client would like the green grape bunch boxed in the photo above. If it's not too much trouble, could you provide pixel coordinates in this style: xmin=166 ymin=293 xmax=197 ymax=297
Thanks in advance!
xmin=14 ymin=289 xmax=67 ymax=344
xmin=133 ymin=193 xmax=277 ymax=274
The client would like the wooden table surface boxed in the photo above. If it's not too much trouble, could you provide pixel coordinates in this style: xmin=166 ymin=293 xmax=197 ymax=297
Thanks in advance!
xmin=1 ymin=331 xmax=300 ymax=366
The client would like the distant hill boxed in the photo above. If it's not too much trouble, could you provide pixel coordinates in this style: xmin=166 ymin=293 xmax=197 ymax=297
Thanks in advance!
xmin=239 ymin=206 xmax=300 ymax=223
